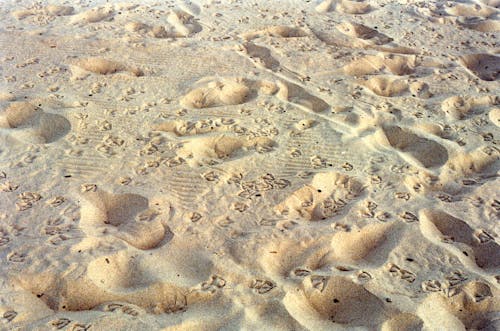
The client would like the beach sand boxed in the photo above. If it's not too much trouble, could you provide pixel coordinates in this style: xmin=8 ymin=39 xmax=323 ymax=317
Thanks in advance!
xmin=0 ymin=0 xmax=499 ymax=330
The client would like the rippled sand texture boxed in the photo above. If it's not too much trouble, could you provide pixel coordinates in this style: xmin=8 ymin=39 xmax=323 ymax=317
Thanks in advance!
xmin=0 ymin=0 xmax=499 ymax=330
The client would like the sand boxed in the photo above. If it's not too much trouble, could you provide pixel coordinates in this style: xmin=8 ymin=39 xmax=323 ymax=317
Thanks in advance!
xmin=0 ymin=0 xmax=499 ymax=330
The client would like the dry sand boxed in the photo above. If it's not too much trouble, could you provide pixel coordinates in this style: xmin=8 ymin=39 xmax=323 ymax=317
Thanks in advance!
xmin=0 ymin=0 xmax=499 ymax=330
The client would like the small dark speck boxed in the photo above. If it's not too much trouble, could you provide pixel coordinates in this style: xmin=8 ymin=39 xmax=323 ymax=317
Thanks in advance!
xmin=333 ymin=298 xmax=339 ymax=303
xmin=64 ymin=175 xmax=72 ymax=178
xmin=463 ymin=251 xmax=469 ymax=256
xmin=105 ymin=258 xmax=110 ymax=264
xmin=385 ymin=298 xmax=392 ymax=303
xmin=406 ymin=258 xmax=414 ymax=262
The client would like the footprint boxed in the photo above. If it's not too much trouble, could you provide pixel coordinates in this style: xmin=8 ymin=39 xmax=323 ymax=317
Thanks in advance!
xmin=275 ymin=172 xmax=364 ymax=221
xmin=276 ymin=81 xmax=330 ymax=113
xmin=374 ymin=125 xmax=449 ymax=168
xmin=0 ymin=101 xmax=71 ymax=144
xmin=359 ymin=76 xmax=409 ymax=97
xmin=284 ymin=276 xmax=390 ymax=328
xmin=419 ymin=209 xmax=500 ymax=271
xmin=71 ymin=58 xmax=143 ymax=78
xmin=241 ymin=25 xmax=307 ymax=40
xmin=79 ymin=190 xmax=167 ymax=250
xmin=459 ymin=54 xmax=499 ymax=81
xmin=343 ymin=54 xmax=415 ymax=76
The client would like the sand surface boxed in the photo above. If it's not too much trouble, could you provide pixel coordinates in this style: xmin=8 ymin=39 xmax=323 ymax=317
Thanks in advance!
xmin=0 ymin=0 xmax=499 ymax=330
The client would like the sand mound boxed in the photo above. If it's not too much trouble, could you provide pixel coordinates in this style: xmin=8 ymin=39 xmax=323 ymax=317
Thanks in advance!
xmin=330 ymin=223 xmax=392 ymax=263
xmin=70 ymin=7 xmax=114 ymax=24
xmin=382 ymin=313 xmax=423 ymax=331
xmin=337 ymin=0 xmax=371 ymax=14
xmin=360 ymin=76 xmax=408 ymax=97
xmin=0 ymin=101 xmax=70 ymax=143
xmin=459 ymin=54 xmax=499 ymax=81
xmin=181 ymin=79 xmax=251 ymax=108
xmin=241 ymin=25 xmax=307 ymax=40
xmin=80 ymin=190 xmax=167 ymax=250
xmin=443 ymin=147 xmax=499 ymax=179
xmin=275 ymin=172 xmax=364 ymax=220
xmin=73 ymin=57 xmax=143 ymax=77
xmin=441 ymin=95 xmax=498 ymax=119
xmin=446 ymin=4 xmax=496 ymax=18
xmin=177 ymin=134 xmax=274 ymax=166
xmin=420 ymin=209 xmax=500 ymax=270
xmin=343 ymin=54 xmax=415 ymax=76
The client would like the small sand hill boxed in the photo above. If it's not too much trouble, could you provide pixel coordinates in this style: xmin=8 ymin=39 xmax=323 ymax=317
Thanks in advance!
xmin=316 ymin=0 xmax=371 ymax=14
xmin=241 ymin=25 xmax=307 ymax=40
xmin=442 ymin=147 xmax=499 ymax=182
xmin=69 ymin=6 xmax=114 ymax=24
xmin=330 ymin=222 xmax=393 ymax=264
xmin=72 ymin=57 xmax=143 ymax=78
xmin=79 ymin=189 xmax=167 ymax=250
xmin=359 ymin=76 xmax=409 ymax=97
xmin=180 ymin=78 xmax=251 ymax=108
xmin=275 ymin=172 xmax=364 ymax=220
xmin=125 ymin=10 xmax=201 ymax=38
xmin=489 ymin=108 xmax=500 ymax=127
xmin=343 ymin=54 xmax=416 ymax=76
xmin=14 ymin=238 xmax=214 ymax=314
xmin=441 ymin=95 xmax=498 ymax=120
xmin=419 ymin=209 xmax=500 ymax=271
xmin=418 ymin=280 xmax=499 ymax=330
xmin=0 ymin=101 xmax=70 ymax=143
xmin=12 ymin=5 xmax=73 ymax=19
xmin=177 ymin=134 xmax=274 ymax=166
